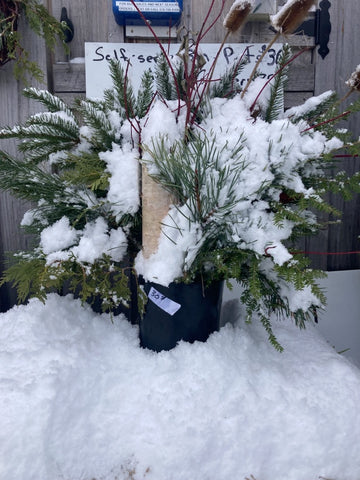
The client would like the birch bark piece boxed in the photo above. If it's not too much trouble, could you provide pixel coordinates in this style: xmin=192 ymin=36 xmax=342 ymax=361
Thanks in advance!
xmin=142 ymin=166 xmax=174 ymax=258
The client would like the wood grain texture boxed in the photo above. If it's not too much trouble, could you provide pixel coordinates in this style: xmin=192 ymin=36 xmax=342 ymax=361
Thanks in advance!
xmin=0 ymin=9 xmax=48 ymax=310
xmin=312 ymin=0 xmax=360 ymax=270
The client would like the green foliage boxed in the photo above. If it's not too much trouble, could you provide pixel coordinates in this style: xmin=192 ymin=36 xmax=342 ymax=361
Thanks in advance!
xmin=62 ymin=152 xmax=110 ymax=193
xmin=0 ymin=256 xmax=48 ymax=303
xmin=136 ymin=70 xmax=155 ymax=118
xmin=23 ymin=87 xmax=74 ymax=116
xmin=0 ymin=0 xmax=68 ymax=83
xmin=210 ymin=58 xmax=247 ymax=99
xmin=155 ymin=52 xmax=177 ymax=100
xmin=75 ymin=100 xmax=117 ymax=151
xmin=0 ymin=253 xmax=133 ymax=314
xmin=0 ymin=150 xmax=67 ymax=202
xmin=103 ymin=59 xmax=137 ymax=117
xmin=0 ymin=88 xmax=80 ymax=163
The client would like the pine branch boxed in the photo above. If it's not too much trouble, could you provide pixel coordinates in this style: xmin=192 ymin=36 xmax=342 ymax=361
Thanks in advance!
xmin=0 ymin=151 xmax=65 ymax=201
xmin=0 ymin=112 xmax=80 ymax=163
xmin=23 ymin=88 xmax=75 ymax=118
xmin=76 ymin=100 xmax=117 ymax=150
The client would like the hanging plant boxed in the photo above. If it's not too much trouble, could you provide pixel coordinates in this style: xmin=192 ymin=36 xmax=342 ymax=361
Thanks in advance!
xmin=0 ymin=0 xmax=67 ymax=83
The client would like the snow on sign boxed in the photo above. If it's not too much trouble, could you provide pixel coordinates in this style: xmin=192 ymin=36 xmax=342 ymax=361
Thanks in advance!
xmin=85 ymin=42 xmax=283 ymax=99
xmin=113 ymin=0 xmax=183 ymax=26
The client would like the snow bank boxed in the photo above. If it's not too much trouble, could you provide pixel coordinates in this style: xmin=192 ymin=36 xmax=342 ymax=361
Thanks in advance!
xmin=1 ymin=294 xmax=360 ymax=480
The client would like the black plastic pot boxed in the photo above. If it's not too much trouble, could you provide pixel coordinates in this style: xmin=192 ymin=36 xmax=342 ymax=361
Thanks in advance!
xmin=140 ymin=280 xmax=224 ymax=352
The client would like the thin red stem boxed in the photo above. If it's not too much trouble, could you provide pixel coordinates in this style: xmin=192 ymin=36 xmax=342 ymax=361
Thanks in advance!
xmin=301 ymin=110 xmax=351 ymax=133
xmin=197 ymin=0 xmax=225 ymax=42
xmin=128 ymin=0 xmax=182 ymax=117
xmin=185 ymin=0 xmax=226 ymax=131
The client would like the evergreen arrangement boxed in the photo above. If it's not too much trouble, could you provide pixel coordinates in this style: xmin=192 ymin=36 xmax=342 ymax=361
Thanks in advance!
xmin=1 ymin=0 xmax=360 ymax=349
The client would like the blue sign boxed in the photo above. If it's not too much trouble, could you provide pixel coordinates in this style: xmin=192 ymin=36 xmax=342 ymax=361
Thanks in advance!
xmin=113 ymin=0 xmax=183 ymax=26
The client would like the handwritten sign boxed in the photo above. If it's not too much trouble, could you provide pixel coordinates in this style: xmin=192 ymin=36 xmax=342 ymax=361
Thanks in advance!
xmin=85 ymin=42 xmax=283 ymax=99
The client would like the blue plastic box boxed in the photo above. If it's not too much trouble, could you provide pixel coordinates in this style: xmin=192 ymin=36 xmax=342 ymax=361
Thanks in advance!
xmin=113 ymin=0 xmax=183 ymax=26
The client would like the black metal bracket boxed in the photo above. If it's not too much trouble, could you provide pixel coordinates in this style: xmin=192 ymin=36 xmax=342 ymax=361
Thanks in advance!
xmin=294 ymin=0 xmax=331 ymax=59
xmin=60 ymin=7 xmax=74 ymax=43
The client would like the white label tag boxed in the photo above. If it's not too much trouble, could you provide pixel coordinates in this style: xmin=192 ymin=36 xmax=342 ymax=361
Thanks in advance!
xmin=148 ymin=287 xmax=181 ymax=316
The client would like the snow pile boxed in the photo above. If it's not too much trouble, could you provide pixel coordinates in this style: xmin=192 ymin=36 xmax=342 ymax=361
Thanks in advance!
xmin=100 ymin=143 xmax=140 ymax=219
xmin=1 ymin=294 xmax=360 ymax=480
xmin=41 ymin=217 xmax=127 ymax=264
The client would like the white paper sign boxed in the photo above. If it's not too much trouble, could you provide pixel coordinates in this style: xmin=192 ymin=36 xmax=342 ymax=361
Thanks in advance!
xmin=85 ymin=42 xmax=283 ymax=99
xmin=148 ymin=286 xmax=181 ymax=315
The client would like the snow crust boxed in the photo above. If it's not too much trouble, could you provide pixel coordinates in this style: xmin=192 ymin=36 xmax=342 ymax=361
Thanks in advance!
xmin=1 ymin=294 xmax=360 ymax=480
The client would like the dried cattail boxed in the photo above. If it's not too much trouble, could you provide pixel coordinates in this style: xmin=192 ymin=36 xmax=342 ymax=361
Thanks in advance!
xmin=346 ymin=65 xmax=360 ymax=92
xmin=270 ymin=0 xmax=316 ymax=35
xmin=223 ymin=0 xmax=254 ymax=33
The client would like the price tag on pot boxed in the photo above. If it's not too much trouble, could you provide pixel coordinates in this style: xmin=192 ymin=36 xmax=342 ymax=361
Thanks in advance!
xmin=148 ymin=287 xmax=181 ymax=316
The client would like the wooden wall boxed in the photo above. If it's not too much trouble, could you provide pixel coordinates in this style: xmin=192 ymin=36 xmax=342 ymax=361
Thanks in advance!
xmin=0 ymin=7 xmax=49 ymax=310
xmin=312 ymin=0 xmax=360 ymax=270
xmin=0 ymin=0 xmax=359 ymax=311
